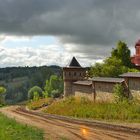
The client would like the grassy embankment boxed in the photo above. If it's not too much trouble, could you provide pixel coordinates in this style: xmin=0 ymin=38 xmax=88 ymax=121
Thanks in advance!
xmin=0 ymin=113 xmax=44 ymax=140
xmin=43 ymin=97 xmax=140 ymax=123
xmin=27 ymin=98 xmax=53 ymax=110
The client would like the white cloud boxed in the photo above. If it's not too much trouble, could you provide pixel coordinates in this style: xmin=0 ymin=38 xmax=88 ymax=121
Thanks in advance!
xmin=0 ymin=44 xmax=73 ymax=67
xmin=0 ymin=0 xmax=138 ymax=67
xmin=0 ymin=35 xmax=31 ymax=43
xmin=0 ymin=41 xmax=104 ymax=67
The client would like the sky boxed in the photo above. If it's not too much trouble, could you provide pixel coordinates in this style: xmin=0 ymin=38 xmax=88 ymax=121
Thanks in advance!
xmin=0 ymin=0 xmax=140 ymax=67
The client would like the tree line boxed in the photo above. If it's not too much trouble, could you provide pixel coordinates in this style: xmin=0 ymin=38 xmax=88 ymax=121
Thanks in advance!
xmin=89 ymin=41 xmax=139 ymax=77
xmin=0 ymin=65 xmax=62 ymax=104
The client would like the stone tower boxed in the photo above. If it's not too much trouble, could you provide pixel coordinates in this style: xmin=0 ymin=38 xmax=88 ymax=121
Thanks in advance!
xmin=63 ymin=57 xmax=86 ymax=97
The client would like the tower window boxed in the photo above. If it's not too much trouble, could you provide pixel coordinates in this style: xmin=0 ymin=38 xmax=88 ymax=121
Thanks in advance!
xmin=69 ymin=72 xmax=71 ymax=76
xmin=74 ymin=72 xmax=76 ymax=76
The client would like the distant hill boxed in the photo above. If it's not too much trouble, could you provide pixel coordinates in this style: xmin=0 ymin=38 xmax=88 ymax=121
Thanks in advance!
xmin=0 ymin=66 xmax=62 ymax=104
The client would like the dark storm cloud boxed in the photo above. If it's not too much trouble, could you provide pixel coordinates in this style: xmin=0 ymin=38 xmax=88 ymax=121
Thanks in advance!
xmin=0 ymin=0 xmax=140 ymax=58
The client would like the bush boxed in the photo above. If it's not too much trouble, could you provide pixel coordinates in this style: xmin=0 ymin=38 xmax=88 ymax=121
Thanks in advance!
xmin=51 ymin=89 xmax=61 ymax=98
xmin=42 ymin=91 xmax=49 ymax=98
xmin=28 ymin=86 xmax=43 ymax=100
xmin=113 ymin=84 xmax=127 ymax=103
xmin=33 ymin=91 xmax=40 ymax=101
xmin=0 ymin=86 xmax=6 ymax=105
xmin=0 ymin=87 xmax=6 ymax=94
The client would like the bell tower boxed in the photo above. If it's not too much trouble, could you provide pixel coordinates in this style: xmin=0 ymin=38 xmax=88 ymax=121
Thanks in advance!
xmin=131 ymin=40 xmax=140 ymax=68
xmin=63 ymin=57 xmax=86 ymax=97
xmin=135 ymin=40 xmax=140 ymax=56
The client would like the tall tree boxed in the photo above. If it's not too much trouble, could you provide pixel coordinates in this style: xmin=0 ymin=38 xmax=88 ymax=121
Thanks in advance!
xmin=89 ymin=41 xmax=138 ymax=78
xmin=111 ymin=41 xmax=132 ymax=67
xmin=90 ymin=57 xmax=128 ymax=77
xmin=44 ymin=75 xmax=63 ymax=98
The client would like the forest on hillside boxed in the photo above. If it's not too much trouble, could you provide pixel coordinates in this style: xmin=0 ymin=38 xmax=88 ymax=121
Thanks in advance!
xmin=0 ymin=66 xmax=62 ymax=104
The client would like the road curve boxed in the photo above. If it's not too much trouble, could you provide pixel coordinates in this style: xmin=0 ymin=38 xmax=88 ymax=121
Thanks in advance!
xmin=0 ymin=106 xmax=140 ymax=140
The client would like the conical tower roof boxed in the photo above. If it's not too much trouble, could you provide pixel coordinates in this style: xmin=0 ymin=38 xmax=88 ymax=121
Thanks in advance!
xmin=68 ymin=57 xmax=81 ymax=67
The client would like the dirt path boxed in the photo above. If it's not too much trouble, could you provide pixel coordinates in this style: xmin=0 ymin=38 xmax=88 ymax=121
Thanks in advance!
xmin=0 ymin=106 xmax=140 ymax=140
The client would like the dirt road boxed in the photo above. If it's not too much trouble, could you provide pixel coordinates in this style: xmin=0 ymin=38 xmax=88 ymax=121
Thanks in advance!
xmin=0 ymin=106 xmax=140 ymax=140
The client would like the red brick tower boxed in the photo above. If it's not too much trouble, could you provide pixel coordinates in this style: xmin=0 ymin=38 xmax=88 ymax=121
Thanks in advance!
xmin=131 ymin=40 xmax=140 ymax=68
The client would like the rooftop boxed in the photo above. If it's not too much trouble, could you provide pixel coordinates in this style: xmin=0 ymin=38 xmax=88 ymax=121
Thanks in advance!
xmin=68 ymin=57 xmax=81 ymax=68
xmin=73 ymin=80 xmax=92 ymax=86
xmin=91 ymin=77 xmax=124 ymax=83
xmin=120 ymin=72 xmax=140 ymax=78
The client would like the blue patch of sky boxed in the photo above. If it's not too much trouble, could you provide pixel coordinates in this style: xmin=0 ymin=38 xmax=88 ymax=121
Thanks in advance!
xmin=1 ymin=36 xmax=57 ymax=48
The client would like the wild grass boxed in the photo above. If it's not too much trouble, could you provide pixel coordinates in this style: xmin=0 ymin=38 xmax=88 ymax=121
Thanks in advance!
xmin=27 ymin=98 xmax=53 ymax=110
xmin=0 ymin=113 xmax=44 ymax=140
xmin=44 ymin=97 xmax=140 ymax=122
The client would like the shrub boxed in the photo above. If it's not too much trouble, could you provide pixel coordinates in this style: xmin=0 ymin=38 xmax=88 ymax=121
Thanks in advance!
xmin=33 ymin=91 xmax=40 ymax=101
xmin=0 ymin=86 xmax=6 ymax=105
xmin=42 ymin=91 xmax=49 ymax=98
xmin=51 ymin=89 xmax=61 ymax=98
xmin=113 ymin=84 xmax=127 ymax=103
xmin=0 ymin=87 xmax=6 ymax=94
xmin=28 ymin=86 xmax=43 ymax=100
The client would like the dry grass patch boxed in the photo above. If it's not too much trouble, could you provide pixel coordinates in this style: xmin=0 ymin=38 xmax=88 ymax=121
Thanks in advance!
xmin=44 ymin=97 xmax=140 ymax=122
xmin=27 ymin=98 xmax=53 ymax=110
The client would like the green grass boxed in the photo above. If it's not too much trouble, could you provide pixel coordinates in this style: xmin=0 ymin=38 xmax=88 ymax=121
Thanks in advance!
xmin=27 ymin=98 xmax=53 ymax=110
xmin=44 ymin=97 xmax=140 ymax=123
xmin=0 ymin=104 xmax=3 ymax=107
xmin=0 ymin=113 xmax=44 ymax=140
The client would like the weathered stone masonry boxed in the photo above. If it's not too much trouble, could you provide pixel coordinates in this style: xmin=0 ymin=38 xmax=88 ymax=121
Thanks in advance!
xmin=63 ymin=57 xmax=86 ymax=97
xmin=63 ymin=57 xmax=140 ymax=101
xmin=120 ymin=72 xmax=140 ymax=100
